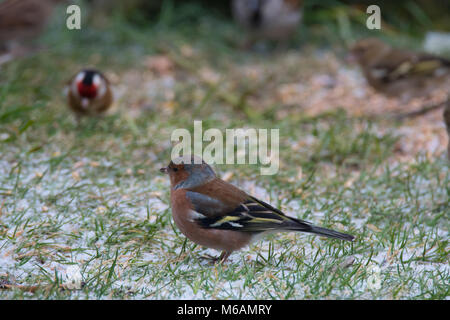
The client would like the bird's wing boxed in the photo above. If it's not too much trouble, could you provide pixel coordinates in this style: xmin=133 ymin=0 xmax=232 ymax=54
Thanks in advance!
xmin=186 ymin=190 xmax=355 ymax=241
xmin=411 ymin=54 xmax=450 ymax=75
xmin=372 ymin=50 xmax=450 ymax=82
xmin=185 ymin=177 xmax=355 ymax=240
xmin=186 ymin=191 xmax=303 ymax=233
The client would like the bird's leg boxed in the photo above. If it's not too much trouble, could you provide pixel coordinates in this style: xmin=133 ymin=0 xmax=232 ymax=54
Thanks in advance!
xmin=200 ymin=253 xmax=218 ymax=261
xmin=200 ymin=251 xmax=231 ymax=264
xmin=218 ymin=251 xmax=231 ymax=263
xmin=75 ymin=114 xmax=82 ymax=128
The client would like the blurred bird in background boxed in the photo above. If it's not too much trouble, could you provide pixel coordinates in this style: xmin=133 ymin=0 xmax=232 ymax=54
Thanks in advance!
xmin=0 ymin=0 xmax=64 ymax=64
xmin=67 ymin=69 xmax=114 ymax=123
xmin=161 ymin=156 xmax=355 ymax=263
xmin=350 ymin=38 xmax=450 ymax=102
xmin=232 ymin=0 xmax=302 ymax=48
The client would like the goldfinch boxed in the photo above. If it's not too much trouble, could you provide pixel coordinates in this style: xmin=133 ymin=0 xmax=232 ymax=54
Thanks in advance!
xmin=67 ymin=69 xmax=113 ymax=121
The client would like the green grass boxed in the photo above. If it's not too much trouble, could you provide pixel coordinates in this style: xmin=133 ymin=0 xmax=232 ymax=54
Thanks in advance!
xmin=0 ymin=1 xmax=449 ymax=299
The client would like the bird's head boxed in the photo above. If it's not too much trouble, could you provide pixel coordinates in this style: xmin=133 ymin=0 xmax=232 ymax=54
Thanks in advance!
xmin=160 ymin=155 xmax=216 ymax=190
xmin=72 ymin=69 xmax=107 ymax=103
xmin=349 ymin=38 xmax=390 ymax=67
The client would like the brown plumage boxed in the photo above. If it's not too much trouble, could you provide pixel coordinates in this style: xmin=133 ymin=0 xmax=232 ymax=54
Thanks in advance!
xmin=170 ymin=187 xmax=252 ymax=261
xmin=350 ymin=38 xmax=450 ymax=101
xmin=161 ymin=156 xmax=355 ymax=263
xmin=67 ymin=69 xmax=113 ymax=121
xmin=0 ymin=0 xmax=62 ymax=50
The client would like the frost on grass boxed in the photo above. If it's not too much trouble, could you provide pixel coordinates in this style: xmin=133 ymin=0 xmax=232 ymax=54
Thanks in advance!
xmin=0 ymin=147 xmax=448 ymax=299
xmin=0 ymin=37 xmax=449 ymax=299
xmin=0 ymin=152 xmax=171 ymax=298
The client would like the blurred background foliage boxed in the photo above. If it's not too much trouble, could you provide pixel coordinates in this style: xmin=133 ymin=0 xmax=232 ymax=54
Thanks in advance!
xmin=84 ymin=0 xmax=450 ymax=36
xmin=60 ymin=0 xmax=450 ymax=57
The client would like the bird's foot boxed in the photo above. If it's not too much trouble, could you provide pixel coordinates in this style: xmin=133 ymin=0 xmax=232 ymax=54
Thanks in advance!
xmin=200 ymin=254 xmax=221 ymax=265
xmin=200 ymin=252 xmax=231 ymax=265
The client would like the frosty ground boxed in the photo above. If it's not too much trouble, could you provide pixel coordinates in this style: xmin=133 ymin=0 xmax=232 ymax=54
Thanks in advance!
xmin=0 ymin=7 xmax=449 ymax=299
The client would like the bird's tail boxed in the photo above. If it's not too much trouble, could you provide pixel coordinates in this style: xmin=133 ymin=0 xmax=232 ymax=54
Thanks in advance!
xmin=306 ymin=225 xmax=355 ymax=242
xmin=286 ymin=218 xmax=355 ymax=242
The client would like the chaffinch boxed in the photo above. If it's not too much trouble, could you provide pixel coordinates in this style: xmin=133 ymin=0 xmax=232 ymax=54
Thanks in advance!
xmin=232 ymin=0 xmax=302 ymax=43
xmin=160 ymin=156 xmax=355 ymax=262
xmin=349 ymin=38 xmax=450 ymax=101
xmin=67 ymin=69 xmax=113 ymax=122
xmin=444 ymin=100 xmax=450 ymax=159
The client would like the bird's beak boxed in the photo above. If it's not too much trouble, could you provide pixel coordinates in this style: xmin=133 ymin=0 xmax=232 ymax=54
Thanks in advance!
xmin=160 ymin=167 xmax=168 ymax=174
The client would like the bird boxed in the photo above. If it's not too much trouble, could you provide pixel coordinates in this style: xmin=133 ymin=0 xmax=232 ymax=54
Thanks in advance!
xmin=160 ymin=156 xmax=355 ymax=263
xmin=349 ymin=38 xmax=450 ymax=101
xmin=0 ymin=0 xmax=63 ymax=62
xmin=231 ymin=0 xmax=302 ymax=45
xmin=66 ymin=69 xmax=113 ymax=121
xmin=444 ymin=100 xmax=450 ymax=159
